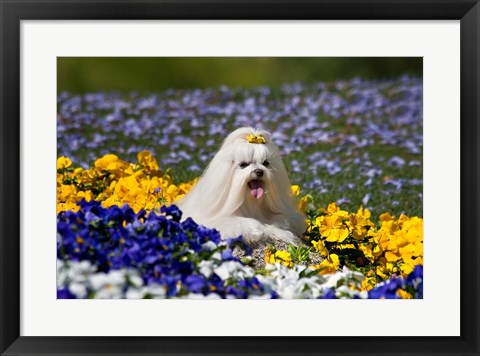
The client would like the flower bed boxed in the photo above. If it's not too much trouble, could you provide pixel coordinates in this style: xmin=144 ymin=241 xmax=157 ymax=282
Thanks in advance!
xmin=57 ymin=153 xmax=423 ymax=299
xmin=57 ymin=77 xmax=423 ymax=298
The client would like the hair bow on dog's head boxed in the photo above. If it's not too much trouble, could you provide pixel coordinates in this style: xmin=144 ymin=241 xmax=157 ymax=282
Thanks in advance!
xmin=246 ymin=133 xmax=266 ymax=144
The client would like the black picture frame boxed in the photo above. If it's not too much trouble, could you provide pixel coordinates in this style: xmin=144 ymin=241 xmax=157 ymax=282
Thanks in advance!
xmin=1 ymin=1 xmax=479 ymax=355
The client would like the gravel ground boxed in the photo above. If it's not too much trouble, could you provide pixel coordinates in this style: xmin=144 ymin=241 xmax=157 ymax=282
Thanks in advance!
xmin=233 ymin=237 xmax=323 ymax=270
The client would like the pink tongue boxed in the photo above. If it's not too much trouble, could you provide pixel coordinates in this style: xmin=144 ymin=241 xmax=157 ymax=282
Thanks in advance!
xmin=249 ymin=180 xmax=264 ymax=199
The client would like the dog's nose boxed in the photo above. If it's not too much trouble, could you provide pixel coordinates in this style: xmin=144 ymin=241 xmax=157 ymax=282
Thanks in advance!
xmin=254 ymin=169 xmax=264 ymax=177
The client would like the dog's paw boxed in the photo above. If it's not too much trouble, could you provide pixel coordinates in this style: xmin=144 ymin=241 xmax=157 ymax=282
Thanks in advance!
xmin=268 ymin=228 xmax=300 ymax=245
xmin=242 ymin=229 xmax=266 ymax=244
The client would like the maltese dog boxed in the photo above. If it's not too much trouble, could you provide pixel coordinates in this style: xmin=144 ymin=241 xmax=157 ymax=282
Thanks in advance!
xmin=178 ymin=127 xmax=306 ymax=245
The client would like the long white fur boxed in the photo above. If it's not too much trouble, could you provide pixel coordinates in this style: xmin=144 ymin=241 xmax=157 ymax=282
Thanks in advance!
xmin=178 ymin=127 xmax=306 ymax=244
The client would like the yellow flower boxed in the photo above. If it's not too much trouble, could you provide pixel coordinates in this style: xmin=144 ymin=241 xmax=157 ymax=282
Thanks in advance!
xmin=122 ymin=188 xmax=148 ymax=213
xmin=140 ymin=177 xmax=161 ymax=194
xmin=379 ymin=212 xmax=395 ymax=222
xmin=361 ymin=274 xmax=377 ymax=291
xmin=350 ymin=206 xmax=374 ymax=232
xmin=399 ymin=242 xmax=423 ymax=261
xmin=291 ymin=185 xmax=300 ymax=196
xmin=316 ymin=254 xmax=340 ymax=275
xmin=94 ymin=154 xmax=129 ymax=172
xmin=265 ymin=249 xmax=294 ymax=268
xmin=290 ymin=185 xmax=311 ymax=212
xmin=57 ymin=156 xmax=72 ymax=169
xmin=297 ymin=195 xmax=310 ymax=212
xmin=371 ymin=214 xmax=423 ymax=278
xmin=356 ymin=206 xmax=371 ymax=219
xmin=264 ymin=248 xmax=272 ymax=264
xmin=320 ymin=215 xmax=349 ymax=242
xmin=57 ymin=183 xmax=77 ymax=200
xmin=385 ymin=251 xmax=400 ymax=262
xmin=397 ymin=214 xmax=409 ymax=227
xmin=75 ymin=167 xmax=98 ymax=186
xmin=314 ymin=215 xmax=324 ymax=227
xmin=57 ymin=183 xmax=83 ymax=213
xmin=56 ymin=151 xmax=200 ymax=215
xmin=77 ymin=190 xmax=94 ymax=202
xmin=359 ymin=243 xmax=374 ymax=260
xmin=336 ymin=243 xmax=356 ymax=250
xmin=397 ymin=289 xmax=412 ymax=299
xmin=57 ymin=202 xmax=80 ymax=214
xmin=346 ymin=208 xmax=374 ymax=240
xmin=322 ymin=202 xmax=348 ymax=217
xmin=311 ymin=240 xmax=329 ymax=256
xmin=178 ymin=178 xmax=197 ymax=194
xmin=137 ymin=150 xmax=159 ymax=172
xmin=400 ymin=256 xmax=423 ymax=277
xmin=375 ymin=264 xmax=388 ymax=280
xmin=375 ymin=230 xmax=390 ymax=251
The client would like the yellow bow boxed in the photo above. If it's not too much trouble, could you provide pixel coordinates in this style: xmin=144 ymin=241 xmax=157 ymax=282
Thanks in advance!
xmin=246 ymin=133 xmax=266 ymax=144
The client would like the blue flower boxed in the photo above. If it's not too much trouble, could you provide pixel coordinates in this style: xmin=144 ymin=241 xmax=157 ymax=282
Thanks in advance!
xmin=181 ymin=217 xmax=199 ymax=232
xmin=405 ymin=265 xmax=423 ymax=298
xmin=160 ymin=205 xmax=182 ymax=222
xmin=368 ymin=277 xmax=405 ymax=299
xmin=226 ymin=285 xmax=246 ymax=298
xmin=319 ymin=289 xmax=337 ymax=299
xmin=185 ymin=274 xmax=208 ymax=294
xmin=57 ymin=288 xmax=76 ymax=299
xmin=226 ymin=236 xmax=253 ymax=256
xmin=221 ymin=250 xmax=239 ymax=262
xmin=367 ymin=268 xmax=424 ymax=299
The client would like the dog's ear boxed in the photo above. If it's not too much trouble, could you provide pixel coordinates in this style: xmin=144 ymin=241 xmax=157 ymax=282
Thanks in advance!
xmin=178 ymin=144 xmax=237 ymax=221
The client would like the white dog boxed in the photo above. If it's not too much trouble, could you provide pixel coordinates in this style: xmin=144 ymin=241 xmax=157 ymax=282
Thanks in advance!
xmin=178 ymin=127 xmax=306 ymax=245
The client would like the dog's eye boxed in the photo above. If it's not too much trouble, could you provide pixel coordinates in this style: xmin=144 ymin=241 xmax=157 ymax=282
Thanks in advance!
xmin=239 ymin=162 xmax=250 ymax=169
xmin=263 ymin=160 xmax=270 ymax=167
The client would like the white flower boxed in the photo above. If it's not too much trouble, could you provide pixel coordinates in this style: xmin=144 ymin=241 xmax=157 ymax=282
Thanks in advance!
xmin=185 ymin=293 xmax=221 ymax=300
xmin=201 ymin=241 xmax=218 ymax=251
xmin=257 ymin=263 xmax=367 ymax=299
xmin=334 ymin=285 xmax=367 ymax=299
xmin=211 ymin=252 xmax=222 ymax=261
xmin=248 ymin=294 xmax=272 ymax=300
xmin=69 ymin=282 xmax=88 ymax=298
xmin=126 ymin=284 xmax=166 ymax=299
xmin=258 ymin=264 xmax=322 ymax=299
xmin=126 ymin=287 xmax=147 ymax=299
xmin=124 ymin=269 xmax=143 ymax=288
xmin=146 ymin=284 xmax=168 ymax=298
xmin=57 ymin=259 xmax=97 ymax=298
xmin=67 ymin=260 xmax=97 ymax=283
xmin=198 ymin=260 xmax=215 ymax=278
xmin=88 ymin=270 xmax=126 ymax=299
xmin=56 ymin=260 xmax=68 ymax=287
xmin=213 ymin=261 xmax=255 ymax=281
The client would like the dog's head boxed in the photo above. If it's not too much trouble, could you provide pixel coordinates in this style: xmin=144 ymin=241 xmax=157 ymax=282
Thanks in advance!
xmin=218 ymin=127 xmax=285 ymax=205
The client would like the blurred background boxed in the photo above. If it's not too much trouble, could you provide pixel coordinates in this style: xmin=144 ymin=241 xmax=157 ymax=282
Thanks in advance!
xmin=57 ymin=57 xmax=422 ymax=93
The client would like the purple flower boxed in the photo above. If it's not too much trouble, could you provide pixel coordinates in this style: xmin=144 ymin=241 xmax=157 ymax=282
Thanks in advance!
xmin=388 ymin=156 xmax=406 ymax=168
xmin=362 ymin=193 xmax=372 ymax=206
xmin=336 ymin=197 xmax=351 ymax=205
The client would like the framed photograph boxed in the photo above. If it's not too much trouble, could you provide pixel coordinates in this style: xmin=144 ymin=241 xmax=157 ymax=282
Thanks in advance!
xmin=1 ymin=0 xmax=479 ymax=355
